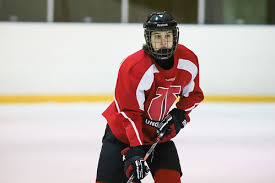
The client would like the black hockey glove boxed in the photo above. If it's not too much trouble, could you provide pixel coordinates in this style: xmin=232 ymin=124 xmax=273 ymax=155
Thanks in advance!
xmin=121 ymin=146 xmax=149 ymax=182
xmin=157 ymin=108 xmax=188 ymax=136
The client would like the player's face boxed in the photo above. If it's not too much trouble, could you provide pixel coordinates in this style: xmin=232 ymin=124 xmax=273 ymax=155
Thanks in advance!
xmin=151 ymin=30 xmax=173 ymax=51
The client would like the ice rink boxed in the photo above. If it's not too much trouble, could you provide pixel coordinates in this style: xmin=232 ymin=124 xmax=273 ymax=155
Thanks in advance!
xmin=0 ymin=102 xmax=274 ymax=183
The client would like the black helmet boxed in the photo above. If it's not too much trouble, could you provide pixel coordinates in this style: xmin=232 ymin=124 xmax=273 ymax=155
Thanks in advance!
xmin=143 ymin=11 xmax=179 ymax=60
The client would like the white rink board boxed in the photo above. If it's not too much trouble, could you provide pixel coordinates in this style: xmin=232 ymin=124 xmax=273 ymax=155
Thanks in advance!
xmin=0 ymin=102 xmax=274 ymax=183
xmin=0 ymin=23 xmax=275 ymax=95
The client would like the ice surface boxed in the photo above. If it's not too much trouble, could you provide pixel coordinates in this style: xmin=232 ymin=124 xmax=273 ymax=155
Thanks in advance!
xmin=0 ymin=102 xmax=274 ymax=183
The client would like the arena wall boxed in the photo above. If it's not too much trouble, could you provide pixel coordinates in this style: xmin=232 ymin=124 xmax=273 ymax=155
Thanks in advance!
xmin=0 ymin=23 xmax=274 ymax=102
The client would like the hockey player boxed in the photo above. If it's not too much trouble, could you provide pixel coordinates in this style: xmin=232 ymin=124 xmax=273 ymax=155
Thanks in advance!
xmin=96 ymin=11 xmax=204 ymax=183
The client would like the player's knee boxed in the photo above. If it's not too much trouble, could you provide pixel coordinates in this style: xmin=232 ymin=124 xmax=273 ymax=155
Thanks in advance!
xmin=154 ymin=169 xmax=181 ymax=183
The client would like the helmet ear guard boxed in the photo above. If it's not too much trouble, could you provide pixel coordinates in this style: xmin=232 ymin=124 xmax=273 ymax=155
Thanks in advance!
xmin=143 ymin=12 xmax=179 ymax=60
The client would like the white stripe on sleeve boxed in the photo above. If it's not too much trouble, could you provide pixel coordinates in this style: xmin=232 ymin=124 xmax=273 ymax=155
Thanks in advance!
xmin=114 ymin=97 xmax=143 ymax=145
xmin=185 ymin=102 xmax=200 ymax=111
xmin=177 ymin=59 xmax=198 ymax=97
xmin=121 ymin=111 xmax=143 ymax=145
xmin=136 ymin=65 xmax=159 ymax=111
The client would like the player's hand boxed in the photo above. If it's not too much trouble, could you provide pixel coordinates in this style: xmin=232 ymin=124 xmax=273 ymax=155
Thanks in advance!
xmin=157 ymin=108 xmax=188 ymax=136
xmin=121 ymin=146 xmax=149 ymax=182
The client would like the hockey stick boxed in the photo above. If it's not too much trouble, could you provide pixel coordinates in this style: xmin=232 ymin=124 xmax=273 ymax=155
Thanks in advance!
xmin=126 ymin=132 xmax=165 ymax=183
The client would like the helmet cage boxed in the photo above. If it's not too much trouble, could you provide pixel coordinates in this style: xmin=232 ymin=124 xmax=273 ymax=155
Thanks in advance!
xmin=144 ymin=27 xmax=179 ymax=60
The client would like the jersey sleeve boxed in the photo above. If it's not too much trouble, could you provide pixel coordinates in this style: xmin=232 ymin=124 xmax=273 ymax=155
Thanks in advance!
xmin=114 ymin=58 xmax=147 ymax=147
xmin=176 ymin=55 xmax=204 ymax=118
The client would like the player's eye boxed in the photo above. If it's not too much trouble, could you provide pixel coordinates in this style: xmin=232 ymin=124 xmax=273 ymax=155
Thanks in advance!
xmin=154 ymin=35 xmax=161 ymax=39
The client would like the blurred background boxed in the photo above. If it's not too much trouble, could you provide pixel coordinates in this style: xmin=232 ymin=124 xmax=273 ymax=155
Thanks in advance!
xmin=1 ymin=0 xmax=275 ymax=24
xmin=0 ymin=0 xmax=275 ymax=183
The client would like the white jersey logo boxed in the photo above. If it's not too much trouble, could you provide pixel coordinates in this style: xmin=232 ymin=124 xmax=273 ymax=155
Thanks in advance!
xmin=165 ymin=78 xmax=175 ymax=81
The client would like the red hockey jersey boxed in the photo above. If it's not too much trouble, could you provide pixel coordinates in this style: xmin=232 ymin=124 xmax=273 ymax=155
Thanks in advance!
xmin=102 ymin=44 xmax=204 ymax=147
